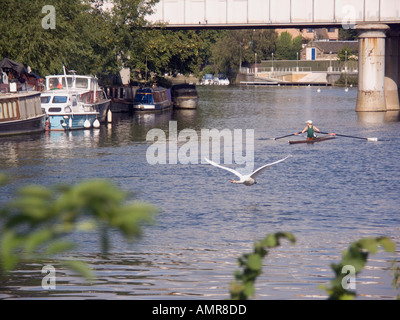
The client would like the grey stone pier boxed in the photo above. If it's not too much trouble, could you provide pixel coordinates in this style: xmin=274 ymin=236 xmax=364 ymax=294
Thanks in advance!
xmin=355 ymin=24 xmax=390 ymax=112
xmin=385 ymin=28 xmax=400 ymax=111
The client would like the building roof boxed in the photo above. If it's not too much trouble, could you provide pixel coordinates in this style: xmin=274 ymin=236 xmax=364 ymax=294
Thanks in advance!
xmin=305 ymin=41 xmax=358 ymax=54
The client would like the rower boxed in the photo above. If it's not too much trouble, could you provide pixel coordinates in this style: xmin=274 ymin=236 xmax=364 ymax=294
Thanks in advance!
xmin=295 ymin=120 xmax=320 ymax=140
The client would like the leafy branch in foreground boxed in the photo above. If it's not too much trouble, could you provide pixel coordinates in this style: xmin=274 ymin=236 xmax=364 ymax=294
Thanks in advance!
xmin=230 ymin=232 xmax=397 ymax=300
xmin=0 ymin=176 xmax=157 ymax=279
xmin=230 ymin=232 xmax=296 ymax=300
xmin=320 ymin=237 xmax=396 ymax=300
xmin=390 ymin=260 xmax=400 ymax=299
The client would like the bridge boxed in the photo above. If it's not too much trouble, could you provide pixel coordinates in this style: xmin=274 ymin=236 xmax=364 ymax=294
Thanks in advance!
xmin=147 ymin=0 xmax=400 ymax=113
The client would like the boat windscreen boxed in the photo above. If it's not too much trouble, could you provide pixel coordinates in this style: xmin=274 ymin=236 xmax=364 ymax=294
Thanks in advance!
xmin=53 ymin=96 xmax=68 ymax=103
xmin=41 ymin=96 xmax=51 ymax=103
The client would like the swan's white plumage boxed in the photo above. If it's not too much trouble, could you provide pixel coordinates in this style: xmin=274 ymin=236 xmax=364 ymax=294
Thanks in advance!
xmin=204 ymin=155 xmax=291 ymax=186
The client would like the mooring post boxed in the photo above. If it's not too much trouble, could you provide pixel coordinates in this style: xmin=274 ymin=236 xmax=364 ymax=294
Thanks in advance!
xmin=385 ymin=28 xmax=400 ymax=111
xmin=355 ymin=24 xmax=390 ymax=112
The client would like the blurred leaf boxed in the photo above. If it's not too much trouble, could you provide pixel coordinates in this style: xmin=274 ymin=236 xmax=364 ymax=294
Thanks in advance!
xmin=230 ymin=232 xmax=295 ymax=300
xmin=247 ymin=254 xmax=262 ymax=271
xmin=0 ymin=174 xmax=9 ymax=186
xmin=243 ymin=282 xmax=255 ymax=298
xmin=378 ymin=237 xmax=395 ymax=252
xmin=0 ymin=230 xmax=21 ymax=271
xmin=63 ymin=260 xmax=94 ymax=281
xmin=45 ymin=241 xmax=76 ymax=256
xmin=23 ymin=229 xmax=53 ymax=255
xmin=0 ymin=178 xmax=158 ymax=279
xmin=359 ymin=238 xmax=379 ymax=254
xmin=323 ymin=236 xmax=396 ymax=300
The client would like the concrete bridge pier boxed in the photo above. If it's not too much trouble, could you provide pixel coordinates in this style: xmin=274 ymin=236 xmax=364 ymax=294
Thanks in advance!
xmin=385 ymin=28 xmax=400 ymax=111
xmin=355 ymin=24 xmax=389 ymax=112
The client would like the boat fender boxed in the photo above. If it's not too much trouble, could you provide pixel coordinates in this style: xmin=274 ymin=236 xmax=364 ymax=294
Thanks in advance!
xmin=93 ymin=119 xmax=100 ymax=128
xmin=45 ymin=118 xmax=51 ymax=131
xmin=84 ymin=119 xmax=91 ymax=128
xmin=69 ymin=117 xmax=73 ymax=128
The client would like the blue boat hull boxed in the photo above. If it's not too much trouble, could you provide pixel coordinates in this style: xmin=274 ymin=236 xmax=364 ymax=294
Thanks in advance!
xmin=46 ymin=114 xmax=98 ymax=131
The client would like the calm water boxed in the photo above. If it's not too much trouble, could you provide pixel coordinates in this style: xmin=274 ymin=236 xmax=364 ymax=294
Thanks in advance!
xmin=0 ymin=86 xmax=399 ymax=300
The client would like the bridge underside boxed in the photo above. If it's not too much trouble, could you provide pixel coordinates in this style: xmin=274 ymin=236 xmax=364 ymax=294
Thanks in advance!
xmin=149 ymin=0 xmax=400 ymax=30
xmin=148 ymin=1 xmax=400 ymax=112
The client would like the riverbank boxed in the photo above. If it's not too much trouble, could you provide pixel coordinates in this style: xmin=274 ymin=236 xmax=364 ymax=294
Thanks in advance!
xmin=236 ymin=71 xmax=358 ymax=86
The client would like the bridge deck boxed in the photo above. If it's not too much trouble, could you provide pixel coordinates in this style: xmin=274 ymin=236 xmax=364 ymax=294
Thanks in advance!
xmin=148 ymin=0 xmax=400 ymax=29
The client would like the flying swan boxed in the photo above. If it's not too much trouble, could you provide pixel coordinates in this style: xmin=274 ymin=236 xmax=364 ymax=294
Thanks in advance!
xmin=204 ymin=155 xmax=292 ymax=186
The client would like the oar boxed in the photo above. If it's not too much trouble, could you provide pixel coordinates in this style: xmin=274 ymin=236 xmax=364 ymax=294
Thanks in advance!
xmin=271 ymin=132 xmax=302 ymax=140
xmin=319 ymin=131 xmax=378 ymax=142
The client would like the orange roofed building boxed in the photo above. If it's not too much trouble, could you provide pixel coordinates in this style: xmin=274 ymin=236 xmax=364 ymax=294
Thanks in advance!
xmin=275 ymin=28 xmax=339 ymax=41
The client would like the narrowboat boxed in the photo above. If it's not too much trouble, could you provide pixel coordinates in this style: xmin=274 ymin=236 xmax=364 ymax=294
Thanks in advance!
xmin=171 ymin=83 xmax=199 ymax=109
xmin=132 ymin=87 xmax=172 ymax=112
xmin=0 ymin=91 xmax=45 ymax=136
xmin=105 ymin=85 xmax=137 ymax=113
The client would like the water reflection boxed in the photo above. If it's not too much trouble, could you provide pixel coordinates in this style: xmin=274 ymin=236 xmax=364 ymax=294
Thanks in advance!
xmin=357 ymin=110 xmax=400 ymax=124
xmin=385 ymin=110 xmax=400 ymax=122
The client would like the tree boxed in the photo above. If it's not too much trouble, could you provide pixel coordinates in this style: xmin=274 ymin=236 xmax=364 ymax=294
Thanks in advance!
xmin=127 ymin=28 xmax=214 ymax=80
xmin=0 ymin=0 xmax=157 ymax=77
xmin=205 ymin=29 xmax=276 ymax=77
xmin=275 ymin=32 xmax=303 ymax=60
xmin=337 ymin=45 xmax=357 ymax=61
xmin=339 ymin=28 xmax=358 ymax=41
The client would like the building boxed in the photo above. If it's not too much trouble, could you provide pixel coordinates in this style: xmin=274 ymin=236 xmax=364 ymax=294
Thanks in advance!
xmin=300 ymin=40 xmax=358 ymax=61
xmin=275 ymin=28 xmax=339 ymax=41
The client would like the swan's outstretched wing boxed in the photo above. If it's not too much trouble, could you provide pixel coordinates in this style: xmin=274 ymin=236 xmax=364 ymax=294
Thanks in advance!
xmin=204 ymin=158 xmax=243 ymax=179
xmin=250 ymin=155 xmax=292 ymax=179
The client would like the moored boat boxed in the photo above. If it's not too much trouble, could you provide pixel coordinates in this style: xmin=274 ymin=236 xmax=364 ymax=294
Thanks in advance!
xmin=171 ymin=83 xmax=199 ymax=109
xmin=132 ymin=86 xmax=171 ymax=112
xmin=43 ymin=71 xmax=110 ymax=123
xmin=40 ymin=89 xmax=100 ymax=131
xmin=0 ymin=91 xmax=45 ymax=136
xmin=289 ymin=136 xmax=336 ymax=144
xmin=105 ymin=85 xmax=137 ymax=113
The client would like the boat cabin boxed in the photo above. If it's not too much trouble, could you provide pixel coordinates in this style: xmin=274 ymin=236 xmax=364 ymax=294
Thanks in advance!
xmin=132 ymin=87 xmax=171 ymax=112
xmin=0 ymin=91 xmax=45 ymax=135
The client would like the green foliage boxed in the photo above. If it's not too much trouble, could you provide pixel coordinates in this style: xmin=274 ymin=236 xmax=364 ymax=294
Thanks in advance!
xmin=320 ymin=237 xmax=396 ymax=300
xmin=206 ymin=29 xmax=276 ymax=77
xmin=275 ymin=32 xmax=303 ymax=60
xmin=230 ymin=232 xmax=296 ymax=300
xmin=337 ymin=45 xmax=357 ymax=61
xmin=129 ymin=28 xmax=214 ymax=80
xmin=0 ymin=178 xmax=157 ymax=279
xmin=339 ymin=28 xmax=358 ymax=41
xmin=390 ymin=260 xmax=400 ymax=299
xmin=0 ymin=0 xmax=157 ymax=77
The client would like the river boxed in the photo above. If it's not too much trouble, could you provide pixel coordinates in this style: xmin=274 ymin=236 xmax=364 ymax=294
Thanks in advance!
xmin=0 ymin=85 xmax=399 ymax=300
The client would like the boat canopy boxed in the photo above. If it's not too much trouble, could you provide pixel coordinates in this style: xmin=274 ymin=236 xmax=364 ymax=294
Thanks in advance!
xmin=0 ymin=58 xmax=25 ymax=76
xmin=45 ymin=75 xmax=95 ymax=91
